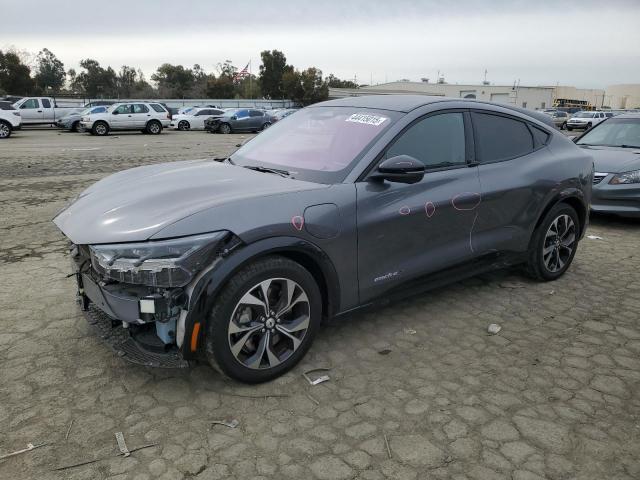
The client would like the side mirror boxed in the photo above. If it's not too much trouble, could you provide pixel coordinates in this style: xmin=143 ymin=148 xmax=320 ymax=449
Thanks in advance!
xmin=371 ymin=155 xmax=425 ymax=184
xmin=112 ymin=110 xmax=119 ymax=115
xmin=231 ymin=116 xmax=237 ymax=121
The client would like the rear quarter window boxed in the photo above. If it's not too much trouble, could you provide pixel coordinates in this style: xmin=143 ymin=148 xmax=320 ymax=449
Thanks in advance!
xmin=150 ymin=104 xmax=167 ymax=113
xmin=0 ymin=102 xmax=15 ymax=110
xmin=472 ymin=112 xmax=534 ymax=163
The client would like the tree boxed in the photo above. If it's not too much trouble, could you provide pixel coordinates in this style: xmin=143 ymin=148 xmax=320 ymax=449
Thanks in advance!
xmin=151 ymin=63 xmax=195 ymax=98
xmin=34 ymin=48 xmax=65 ymax=92
xmin=259 ymin=50 xmax=292 ymax=99
xmin=326 ymin=74 xmax=358 ymax=89
xmin=116 ymin=66 xmax=138 ymax=97
xmin=0 ymin=50 xmax=34 ymax=94
xmin=205 ymin=61 xmax=238 ymax=99
xmin=282 ymin=67 xmax=328 ymax=106
xmin=73 ymin=59 xmax=117 ymax=97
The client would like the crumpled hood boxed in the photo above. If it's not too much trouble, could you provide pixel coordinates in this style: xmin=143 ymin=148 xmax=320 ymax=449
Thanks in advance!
xmin=580 ymin=145 xmax=640 ymax=173
xmin=53 ymin=159 xmax=322 ymax=244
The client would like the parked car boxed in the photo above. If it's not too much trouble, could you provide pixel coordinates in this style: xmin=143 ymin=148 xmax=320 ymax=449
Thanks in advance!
xmin=566 ymin=111 xmax=609 ymax=131
xmin=0 ymin=101 xmax=22 ymax=138
xmin=269 ymin=109 xmax=297 ymax=123
xmin=574 ymin=112 xmax=640 ymax=217
xmin=80 ymin=102 xmax=171 ymax=136
xmin=545 ymin=110 xmax=570 ymax=130
xmin=171 ymin=107 xmax=226 ymax=130
xmin=56 ymin=106 xmax=109 ymax=132
xmin=84 ymin=100 xmax=115 ymax=108
xmin=205 ymin=108 xmax=271 ymax=133
xmin=12 ymin=97 xmax=82 ymax=125
xmin=53 ymin=95 xmax=592 ymax=383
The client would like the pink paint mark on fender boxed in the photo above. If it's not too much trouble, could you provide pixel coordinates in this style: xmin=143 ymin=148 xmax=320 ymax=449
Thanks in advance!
xmin=291 ymin=215 xmax=304 ymax=231
xmin=399 ymin=206 xmax=411 ymax=216
xmin=451 ymin=192 xmax=482 ymax=211
xmin=424 ymin=201 xmax=436 ymax=218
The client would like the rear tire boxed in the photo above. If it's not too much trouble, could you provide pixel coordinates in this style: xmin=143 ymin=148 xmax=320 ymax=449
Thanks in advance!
xmin=205 ymin=256 xmax=322 ymax=383
xmin=526 ymin=203 xmax=580 ymax=281
xmin=262 ymin=122 xmax=271 ymax=131
xmin=219 ymin=123 xmax=232 ymax=134
xmin=0 ymin=121 xmax=12 ymax=139
xmin=146 ymin=120 xmax=162 ymax=134
xmin=92 ymin=121 xmax=109 ymax=136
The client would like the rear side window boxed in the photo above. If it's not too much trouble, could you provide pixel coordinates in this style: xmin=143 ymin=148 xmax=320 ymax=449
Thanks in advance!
xmin=133 ymin=104 xmax=149 ymax=113
xmin=472 ymin=113 xmax=534 ymax=163
xmin=150 ymin=103 xmax=166 ymax=112
xmin=531 ymin=126 xmax=550 ymax=147
xmin=385 ymin=112 xmax=466 ymax=169
xmin=249 ymin=110 xmax=264 ymax=117
xmin=41 ymin=98 xmax=51 ymax=108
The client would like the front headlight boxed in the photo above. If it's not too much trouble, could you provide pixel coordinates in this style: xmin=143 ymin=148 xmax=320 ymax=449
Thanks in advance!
xmin=89 ymin=231 xmax=229 ymax=287
xmin=609 ymin=169 xmax=640 ymax=185
xmin=81 ymin=117 xmax=90 ymax=122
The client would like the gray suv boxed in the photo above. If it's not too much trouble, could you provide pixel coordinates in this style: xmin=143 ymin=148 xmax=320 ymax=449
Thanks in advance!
xmin=54 ymin=95 xmax=593 ymax=383
xmin=205 ymin=108 xmax=271 ymax=133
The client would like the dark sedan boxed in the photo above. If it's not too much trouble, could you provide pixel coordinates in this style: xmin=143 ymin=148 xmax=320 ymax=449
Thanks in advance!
xmin=575 ymin=113 xmax=640 ymax=217
xmin=53 ymin=95 xmax=592 ymax=383
xmin=205 ymin=108 xmax=271 ymax=133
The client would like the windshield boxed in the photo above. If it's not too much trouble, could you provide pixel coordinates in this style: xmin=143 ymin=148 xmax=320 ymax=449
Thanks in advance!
xmin=576 ymin=118 xmax=640 ymax=148
xmin=574 ymin=112 xmax=594 ymax=118
xmin=231 ymin=106 xmax=401 ymax=183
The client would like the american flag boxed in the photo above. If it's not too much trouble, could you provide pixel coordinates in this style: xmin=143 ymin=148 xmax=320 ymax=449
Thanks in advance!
xmin=233 ymin=62 xmax=250 ymax=83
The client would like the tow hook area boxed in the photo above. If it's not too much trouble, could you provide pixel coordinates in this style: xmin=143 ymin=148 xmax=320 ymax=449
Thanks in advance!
xmin=138 ymin=289 xmax=186 ymax=345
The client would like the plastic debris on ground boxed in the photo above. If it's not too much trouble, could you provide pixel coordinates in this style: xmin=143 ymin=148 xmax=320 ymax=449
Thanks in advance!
xmin=487 ymin=323 xmax=502 ymax=335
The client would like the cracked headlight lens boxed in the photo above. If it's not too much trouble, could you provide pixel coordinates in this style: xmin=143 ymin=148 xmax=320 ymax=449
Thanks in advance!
xmin=90 ymin=231 xmax=228 ymax=287
xmin=609 ymin=169 xmax=640 ymax=185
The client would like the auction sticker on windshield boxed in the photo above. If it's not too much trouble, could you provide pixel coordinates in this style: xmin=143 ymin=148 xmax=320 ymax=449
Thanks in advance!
xmin=346 ymin=113 xmax=388 ymax=126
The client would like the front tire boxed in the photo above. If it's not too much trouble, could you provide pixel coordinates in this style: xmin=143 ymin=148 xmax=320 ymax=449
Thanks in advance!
xmin=0 ymin=121 xmax=12 ymax=139
xmin=71 ymin=121 xmax=80 ymax=132
xmin=146 ymin=120 xmax=162 ymax=134
xmin=567 ymin=127 xmax=573 ymax=131
xmin=561 ymin=122 xmax=567 ymax=130
xmin=205 ymin=256 xmax=322 ymax=383
xmin=178 ymin=120 xmax=190 ymax=131
xmin=92 ymin=121 xmax=109 ymax=136
xmin=218 ymin=123 xmax=232 ymax=134
xmin=526 ymin=203 xmax=580 ymax=281
xmin=586 ymin=122 xmax=592 ymax=130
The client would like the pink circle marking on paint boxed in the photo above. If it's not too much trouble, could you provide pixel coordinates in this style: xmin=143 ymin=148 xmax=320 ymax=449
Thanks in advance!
xmin=399 ymin=206 xmax=411 ymax=216
xmin=451 ymin=192 xmax=481 ymax=211
xmin=291 ymin=215 xmax=304 ymax=231
xmin=425 ymin=201 xmax=436 ymax=218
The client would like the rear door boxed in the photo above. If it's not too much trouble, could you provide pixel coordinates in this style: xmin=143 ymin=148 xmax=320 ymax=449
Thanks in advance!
xmin=471 ymin=110 xmax=551 ymax=254
xmin=18 ymin=99 xmax=43 ymax=123
xmin=356 ymin=110 xmax=482 ymax=302
xmin=249 ymin=109 xmax=265 ymax=129
xmin=132 ymin=104 xmax=151 ymax=127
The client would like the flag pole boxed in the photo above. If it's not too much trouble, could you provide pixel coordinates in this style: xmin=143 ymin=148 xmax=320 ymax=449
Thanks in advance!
xmin=249 ymin=59 xmax=252 ymax=100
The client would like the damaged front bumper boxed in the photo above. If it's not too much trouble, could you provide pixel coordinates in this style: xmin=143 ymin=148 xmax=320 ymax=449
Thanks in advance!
xmin=72 ymin=246 xmax=190 ymax=368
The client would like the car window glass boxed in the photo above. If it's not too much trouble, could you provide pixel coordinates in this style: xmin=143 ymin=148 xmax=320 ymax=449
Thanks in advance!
xmin=472 ymin=112 xmax=534 ymax=162
xmin=22 ymin=99 xmax=39 ymax=109
xmin=531 ymin=126 xmax=550 ymax=147
xmin=150 ymin=104 xmax=166 ymax=112
xmin=114 ymin=104 xmax=130 ymax=114
xmin=212 ymin=109 xmax=224 ymax=115
xmin=576 ymin=119 xmax=640 ymax=147
xmin=385 ymin=112 xmax=466 ymax=169
xmin=133 ymin=104 xmax=149 ymax=113
xmin=91 ymin=106 xmax=106 ymax=114
xmin=41 ymin=98 xmax=51 ymax=108
xmin=250 ymin=110 xmax=263 ymax=117
xmin=236 ymin=110 xmax=249 ymax=118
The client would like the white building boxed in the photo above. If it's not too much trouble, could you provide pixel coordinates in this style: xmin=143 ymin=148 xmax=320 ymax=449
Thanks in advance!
xmin=329 ymin=81 xmax=555 ymax=110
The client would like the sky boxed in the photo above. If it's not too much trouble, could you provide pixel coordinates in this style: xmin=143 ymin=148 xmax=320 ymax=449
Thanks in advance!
xmin=2 ymin=0 xmax=639 ymax=89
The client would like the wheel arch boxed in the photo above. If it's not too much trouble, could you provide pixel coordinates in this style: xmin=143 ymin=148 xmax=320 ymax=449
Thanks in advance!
xmin=182 ymin=236 xmax=340 ymax=359
xmin=531 ymin=192 xmax=588 ymax=245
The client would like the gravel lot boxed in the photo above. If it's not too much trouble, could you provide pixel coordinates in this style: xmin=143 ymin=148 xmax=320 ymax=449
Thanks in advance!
xmin=1 ymin=128 xmax=639 ymax=480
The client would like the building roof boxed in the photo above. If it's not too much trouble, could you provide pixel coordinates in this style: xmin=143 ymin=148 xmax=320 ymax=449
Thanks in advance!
xmin=315 ymin=95 xmax=455 ymax=112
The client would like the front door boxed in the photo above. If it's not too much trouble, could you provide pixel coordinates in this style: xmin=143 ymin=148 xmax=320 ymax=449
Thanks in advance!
xmin=356 ymin=111 xmax=482 ymax=303
xmin=19 ymin=98 xmax=43 ymax=123
xmin=232 ymin=109 xmax=251 ymax=131
xmin=111 ymin=104 xmax=132 ymax=129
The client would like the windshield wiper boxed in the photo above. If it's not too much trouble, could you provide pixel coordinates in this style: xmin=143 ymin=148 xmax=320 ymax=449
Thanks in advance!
xmin=243 ymin=165 xmax=290 ymax=177
xmin=213 ymin=157 xmax=235 ymax=165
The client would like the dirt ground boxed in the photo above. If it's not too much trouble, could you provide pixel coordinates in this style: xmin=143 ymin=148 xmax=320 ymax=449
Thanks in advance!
xmin=1 ymin=128 xmax=639 ymax=480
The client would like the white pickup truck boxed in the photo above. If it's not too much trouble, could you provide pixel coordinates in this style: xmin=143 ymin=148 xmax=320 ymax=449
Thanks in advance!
xmin=12 ymin=97 xmax=83 ymax=125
